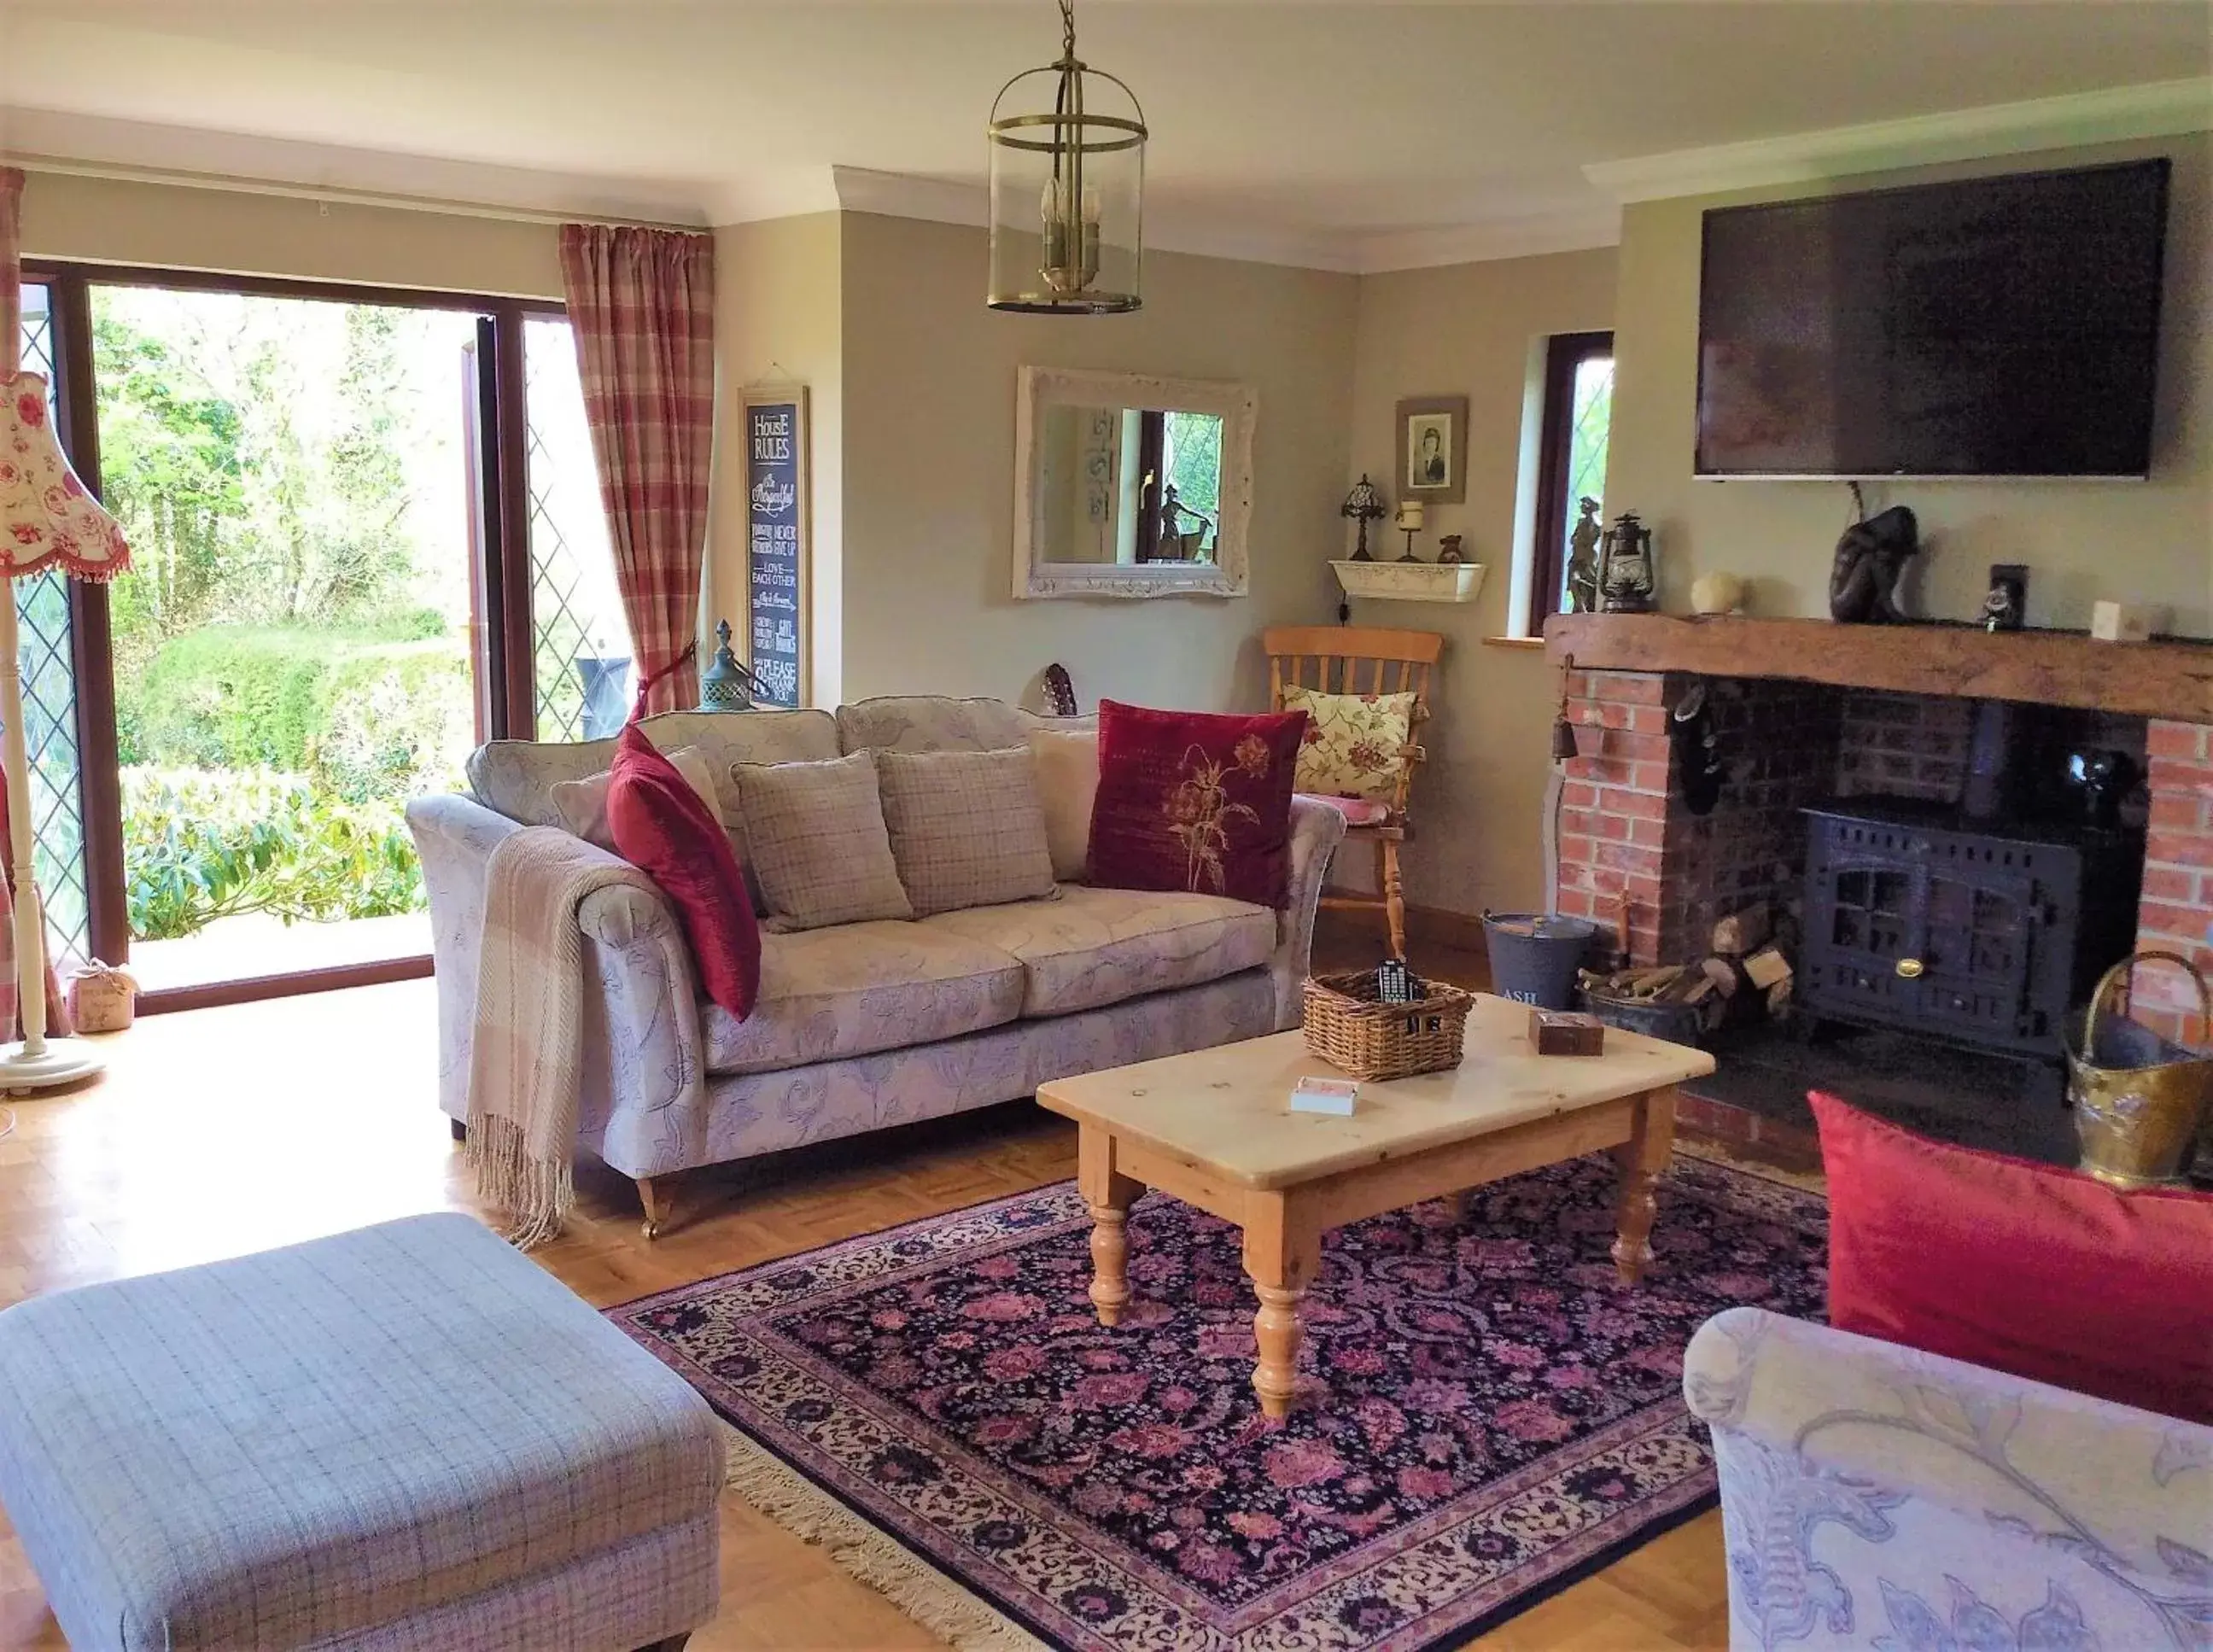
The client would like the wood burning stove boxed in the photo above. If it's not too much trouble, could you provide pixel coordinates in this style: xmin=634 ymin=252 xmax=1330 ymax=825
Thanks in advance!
xmin=1800 ymin=799 xmax=2142 ymax=1064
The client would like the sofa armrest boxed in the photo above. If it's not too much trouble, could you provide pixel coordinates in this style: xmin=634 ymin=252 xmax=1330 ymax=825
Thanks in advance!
xmin=1268 ymin=795 xmax=1348 ymax=1030
xmin=1685 ymin=1307 xmax=2210 ymax=1585
xmin=406 ymin=795 xmax=709 ymax=1180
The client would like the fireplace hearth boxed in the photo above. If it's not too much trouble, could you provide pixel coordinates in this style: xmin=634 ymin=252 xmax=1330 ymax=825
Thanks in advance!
xmin=1545 ymin=615 xmax=2210 ymax=1159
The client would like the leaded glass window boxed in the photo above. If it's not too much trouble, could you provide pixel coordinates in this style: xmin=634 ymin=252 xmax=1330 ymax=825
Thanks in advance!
xmin=14 ymin=283 xmax=90 ymax=966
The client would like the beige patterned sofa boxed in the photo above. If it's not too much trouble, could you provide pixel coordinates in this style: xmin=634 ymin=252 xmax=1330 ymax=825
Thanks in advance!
xmin=407 ymin=696 xmax=1345 ymax=1229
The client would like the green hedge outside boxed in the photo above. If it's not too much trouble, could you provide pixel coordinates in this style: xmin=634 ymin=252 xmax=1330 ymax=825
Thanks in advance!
xmin=124 ymin=622 xmax=471 ymax=805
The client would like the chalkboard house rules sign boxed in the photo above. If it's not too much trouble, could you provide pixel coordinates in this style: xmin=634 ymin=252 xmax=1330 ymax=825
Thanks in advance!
xmin=744 ymin=388 xmax=809 ymax=709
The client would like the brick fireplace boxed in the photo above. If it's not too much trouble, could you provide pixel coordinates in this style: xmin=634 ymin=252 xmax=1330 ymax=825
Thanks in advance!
xmin=1547 ymin=616 xmax=2213 ymax=1048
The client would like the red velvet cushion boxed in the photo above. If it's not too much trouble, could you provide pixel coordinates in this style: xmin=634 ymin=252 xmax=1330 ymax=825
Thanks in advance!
xmin=1811 ymin=1090 xmax=2213 ymax=1421
xmin=606 ymin=721 xmax=761 ymax=1019
xmin=1087 ymin=700 xmax=1307 ymax=908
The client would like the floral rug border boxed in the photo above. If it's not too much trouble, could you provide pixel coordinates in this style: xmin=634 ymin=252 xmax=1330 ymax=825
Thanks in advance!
xmin=614 ymin=1148 xmax=1827 ymax=1652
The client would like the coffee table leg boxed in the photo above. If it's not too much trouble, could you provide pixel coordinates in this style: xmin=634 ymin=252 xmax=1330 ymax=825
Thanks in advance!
xmin=1077 ymin=1125 xmax=1142 ymax=1327
xmin=1243 ymin=1193 xmax=1321 ymax=1419
xmin=1612 ymin=1086 xmax=1677 ymax=1285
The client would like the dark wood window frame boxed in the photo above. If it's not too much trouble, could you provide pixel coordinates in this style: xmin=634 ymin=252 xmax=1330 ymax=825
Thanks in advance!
xmin=18 ymin=261 xmax=566 ymax=1012
xmin=1527 ymin=330 xmax=1614 ymax=634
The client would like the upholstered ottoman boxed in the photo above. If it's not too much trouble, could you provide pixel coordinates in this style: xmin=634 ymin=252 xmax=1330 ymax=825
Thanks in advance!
xmin=0 ymin=1214 xmax=721 ymax=1651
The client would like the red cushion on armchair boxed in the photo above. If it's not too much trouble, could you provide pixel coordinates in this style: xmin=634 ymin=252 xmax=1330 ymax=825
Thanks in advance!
xmin=606 ymin=720 xmax=760 ymax=1019
xmin=1811 ymin=1090 xmax=2213 ymax=1422
xmin=1087 ymin=700 xmax=1307 ymax=908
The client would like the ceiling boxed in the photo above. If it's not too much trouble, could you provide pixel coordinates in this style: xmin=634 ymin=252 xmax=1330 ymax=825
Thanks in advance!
xmin=3 ymin=2 xmax=2208 ymax=270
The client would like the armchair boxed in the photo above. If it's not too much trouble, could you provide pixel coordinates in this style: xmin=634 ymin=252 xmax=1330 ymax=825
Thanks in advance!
xmin=1685 ymin=1306 xmax=2212 ymax=1651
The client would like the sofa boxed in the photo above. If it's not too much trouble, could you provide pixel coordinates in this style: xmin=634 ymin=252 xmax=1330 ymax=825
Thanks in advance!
xmin=408 ymin=695 xmax=1345 ymax=1230
xmin=1685 ymin=1306 xmax=2213 ymax=1651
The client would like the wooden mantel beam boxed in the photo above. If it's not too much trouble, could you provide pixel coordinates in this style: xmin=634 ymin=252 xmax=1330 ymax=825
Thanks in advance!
xmin=1544 ymin=614 xmax=2213 ymax=726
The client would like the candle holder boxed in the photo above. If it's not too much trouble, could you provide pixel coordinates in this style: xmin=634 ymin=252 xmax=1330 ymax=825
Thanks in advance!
xmin=1394 ymin=499 xmax=1425 ymax=563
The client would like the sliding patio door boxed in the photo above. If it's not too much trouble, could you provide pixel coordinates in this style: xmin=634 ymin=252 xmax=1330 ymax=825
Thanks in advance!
xmin=19 ymin=268 xmax=628 ymax=1007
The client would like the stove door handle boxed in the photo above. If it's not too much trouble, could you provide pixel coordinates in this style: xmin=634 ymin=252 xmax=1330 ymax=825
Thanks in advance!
xmin=1895 ymin=957 xmax=1926 ymax=980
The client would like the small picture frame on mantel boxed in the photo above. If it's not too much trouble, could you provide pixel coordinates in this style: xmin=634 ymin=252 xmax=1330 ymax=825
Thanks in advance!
xmin=1396 ymin=395 xmax=1469 ymax=505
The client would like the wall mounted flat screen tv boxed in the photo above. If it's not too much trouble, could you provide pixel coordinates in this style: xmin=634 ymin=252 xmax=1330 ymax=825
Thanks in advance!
xmin=1696 ymin=159 xmax=2169 ymax=478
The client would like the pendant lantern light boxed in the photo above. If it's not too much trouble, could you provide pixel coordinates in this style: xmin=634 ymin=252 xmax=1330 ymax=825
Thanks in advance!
xmin=987 ymin=0 xmax=1146 ymax=314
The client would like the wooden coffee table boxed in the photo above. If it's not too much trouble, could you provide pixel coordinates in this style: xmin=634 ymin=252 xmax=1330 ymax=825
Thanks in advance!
xmin=1036 ymin=995 xmax=1717 ymax=1416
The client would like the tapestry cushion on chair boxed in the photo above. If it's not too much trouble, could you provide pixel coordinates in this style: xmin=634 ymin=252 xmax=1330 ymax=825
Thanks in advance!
xmin=606 ymin=721 xmax=761 ymax=1019
xmin=728 ymin=750 xmax=914 ymax=931
xmin=1026 ymin=727 xmax=1099 ymax=883
xmin=1087 ymin=700 xmax=1305 ymax=908
xmin=873 ymin=747 xmax=1058 ymax=917
xmin=1280 ymin=685 xmax=1416 ymax=802
xmin=1811 ymin=1090 xmax=2213 ymax=1423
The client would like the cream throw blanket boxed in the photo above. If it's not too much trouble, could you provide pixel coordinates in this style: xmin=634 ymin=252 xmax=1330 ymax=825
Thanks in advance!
xmin=467 ymin=824 xmax=663 ymax=1249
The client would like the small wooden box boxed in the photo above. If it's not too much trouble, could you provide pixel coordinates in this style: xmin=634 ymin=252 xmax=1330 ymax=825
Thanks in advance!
xmin=1528 ymin=1008 xmax=1605 ymax=1056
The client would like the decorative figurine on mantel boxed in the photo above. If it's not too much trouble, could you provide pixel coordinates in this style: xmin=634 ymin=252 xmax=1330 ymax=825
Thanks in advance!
xmin=1394 ymin=499 xmax=1426 ymax=563
xmin=1436 ymin=534 xmax=1466 ymax=565
xmin=1828 ymin=504 xmax=1924 ymax=624
xmin=1564 ymin=496 xmax=1603 ymax=613
xmin=1597 ymin=511 xmax=1656 ymax=613
xmin=1340 ymin=475 xmax=1387 ymax=562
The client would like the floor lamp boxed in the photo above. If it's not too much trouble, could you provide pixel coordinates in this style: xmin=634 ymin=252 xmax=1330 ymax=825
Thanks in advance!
xmin=0 ymin=371 xmax=131 ymax=1091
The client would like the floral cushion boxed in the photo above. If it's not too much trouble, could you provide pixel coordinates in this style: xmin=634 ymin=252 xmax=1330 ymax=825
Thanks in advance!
xmin=1281 ymin=685 xmax=1416 ymax=802
xmin=1087 ymin=701 xmax=1305 ymax=908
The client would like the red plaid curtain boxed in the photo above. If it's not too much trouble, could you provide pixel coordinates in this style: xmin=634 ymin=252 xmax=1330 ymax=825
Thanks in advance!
xmin=0 ymin=167 xmax=70 ymax=1039
xmin=558 ymin=225 xmax=716 ymax=715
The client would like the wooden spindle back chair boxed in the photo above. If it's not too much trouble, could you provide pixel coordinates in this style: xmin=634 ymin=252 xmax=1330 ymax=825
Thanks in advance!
xmin=1263 ymin=625 xmax=1444 ymax=959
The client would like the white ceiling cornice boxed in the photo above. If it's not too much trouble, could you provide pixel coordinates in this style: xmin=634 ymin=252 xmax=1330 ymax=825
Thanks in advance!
xmin=1350 ymin=206 xmax=1622 ymax=276
xmin=827 ymin=166 xmax=1362 ymax=273
xmin=1584 ymin=76 xmax=2213 ymax=202
xmin=1 ymin=105 xmax=712 ymax=228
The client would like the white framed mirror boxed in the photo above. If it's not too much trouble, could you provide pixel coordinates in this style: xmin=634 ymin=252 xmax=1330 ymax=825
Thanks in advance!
xmin=1013 ymin=365 xmax=1256 ymax=599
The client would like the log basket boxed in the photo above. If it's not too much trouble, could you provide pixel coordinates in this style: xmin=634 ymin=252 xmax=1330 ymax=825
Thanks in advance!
xmin=2068 ymin=950 xmax=2213 ymax=1189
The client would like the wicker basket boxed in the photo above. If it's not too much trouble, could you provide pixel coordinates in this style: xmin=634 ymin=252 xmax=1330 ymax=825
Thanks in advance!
xmin=1302 ymin=969 xmax=1474 ymax=1081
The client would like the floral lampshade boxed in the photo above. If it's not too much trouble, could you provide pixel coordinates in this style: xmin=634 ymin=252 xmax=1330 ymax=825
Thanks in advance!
xmin=0 ymin=373 xmax=130 ymax=583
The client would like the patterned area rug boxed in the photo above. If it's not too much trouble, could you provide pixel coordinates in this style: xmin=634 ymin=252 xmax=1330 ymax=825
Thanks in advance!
xmin=613 ymin=1152 xmax=1827 ymax=1650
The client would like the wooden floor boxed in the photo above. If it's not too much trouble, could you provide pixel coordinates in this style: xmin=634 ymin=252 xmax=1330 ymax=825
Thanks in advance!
xmin=0 ymin=931 xmax=1732 ymax=1650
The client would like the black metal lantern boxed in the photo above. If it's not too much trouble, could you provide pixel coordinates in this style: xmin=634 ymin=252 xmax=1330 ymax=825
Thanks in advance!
xmin=987 ymin=0 xmax=1146 ymax=315
xmin=1598 ymin=512 xmax=1657 ymax=614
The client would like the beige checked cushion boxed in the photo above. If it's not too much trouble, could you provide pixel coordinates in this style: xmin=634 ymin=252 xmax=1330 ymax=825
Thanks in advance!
xmin=729 ymin=750 xmax=914 ymax=931
xmin=874 ymin=747 xmax=1058 ymax=918
xmin=547 ymin=745 xmax=725 ymax=853
xmin=1025 ymin=727 xmax=1099 ymax=884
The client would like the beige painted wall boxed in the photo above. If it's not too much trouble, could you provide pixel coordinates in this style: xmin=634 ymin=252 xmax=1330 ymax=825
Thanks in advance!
xmin=16 ymin=170 xmax=563 ymax=298
xmin=836 ymin=213 xmax=1358 ymax=713
xmin=1608 ymin=132 xmax=2213 ymax=637
xmin=709 ymin=212 xmax=844 ymax=705
xmin=1346 ymin=248 xmax=1620 ymax=916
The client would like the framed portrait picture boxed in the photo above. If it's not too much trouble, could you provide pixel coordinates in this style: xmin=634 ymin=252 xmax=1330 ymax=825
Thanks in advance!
xmin=1396 ymin=395 xmax=1469 ymax=504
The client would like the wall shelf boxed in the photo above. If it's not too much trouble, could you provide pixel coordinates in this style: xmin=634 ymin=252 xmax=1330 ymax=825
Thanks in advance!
xmin=1332 ymin=560 xmax=1486 ymax=604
